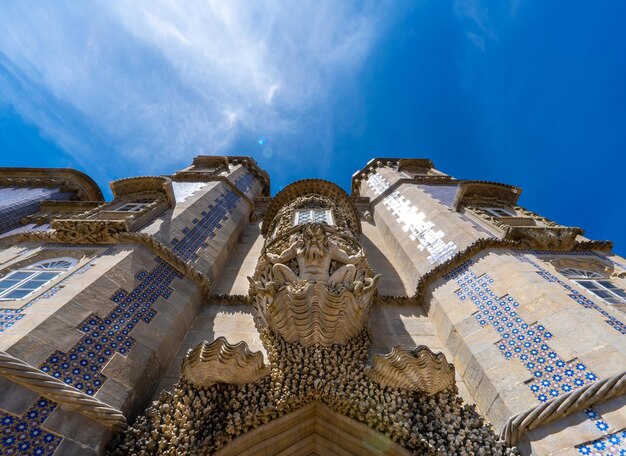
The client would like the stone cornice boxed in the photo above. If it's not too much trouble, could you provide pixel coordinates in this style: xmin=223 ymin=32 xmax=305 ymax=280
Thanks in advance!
xmin=0 ymin=167 xmax=104 ymax=201
xmin=453 ymin=180 xmax=522 ymax=211
xmin=414 ymin=238 xmax=613 ymax=304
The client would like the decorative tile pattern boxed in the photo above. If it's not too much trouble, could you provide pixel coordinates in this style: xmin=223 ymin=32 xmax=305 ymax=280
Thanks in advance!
xmin=576 ymin=409 xmax=626 ymax=455
xmin=0 ymin=187 xmax=72 ymax=235
xmin=170 ymin=190 xmax=241 ymax=263
xmin=172 ymin=182 xmax=207 ymax=203
xmin=234 ymin=172 xmax=255 ymax=197
xmin=38 ymin=257 xmax=181 ymax=396
xmin=368 ymin=174 xmax=457 ymax=264
xmin=0 ymin=397 xmax=62 ymax=455
xmin=417 ymin=184 xmax=458 ymax=207
xmin=416 ymin=182 xmax=496 ymax=238
xmin=516 ymin=253 xmax=626 ymax=335
xmin=0 ymin=248 xmax=116 ymax=334
xmin=446 ymin=261 xmax=598 ymax=403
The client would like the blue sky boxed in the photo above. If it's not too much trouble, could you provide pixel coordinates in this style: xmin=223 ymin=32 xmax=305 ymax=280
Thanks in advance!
xmin=0 ymin=1 xmax=624 ymax=254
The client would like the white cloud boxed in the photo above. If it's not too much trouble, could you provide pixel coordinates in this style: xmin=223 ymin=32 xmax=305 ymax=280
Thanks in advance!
xmin=0 ymin=0 xmax=393 ymax=178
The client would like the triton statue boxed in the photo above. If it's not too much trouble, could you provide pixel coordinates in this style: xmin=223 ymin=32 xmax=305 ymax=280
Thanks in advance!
xmin=266 ymin=223 xmax=364 ymax=288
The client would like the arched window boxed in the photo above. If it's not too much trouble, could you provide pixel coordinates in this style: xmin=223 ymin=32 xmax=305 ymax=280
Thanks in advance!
xmin=561 ymin=267 xmax=626 ymax=305
xmin=294 ymin=208 xmax=333 ymax=226
xmin=0 ymin=257 xmax=77 ymax=300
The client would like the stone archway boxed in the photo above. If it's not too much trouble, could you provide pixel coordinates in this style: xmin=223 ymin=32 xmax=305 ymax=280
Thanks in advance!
xmin=214 ymin=401 xmax=411 ymax=456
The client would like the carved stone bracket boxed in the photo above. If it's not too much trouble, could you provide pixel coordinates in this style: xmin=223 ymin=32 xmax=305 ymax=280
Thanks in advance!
xmin=181 ymin=337 xmax=269 ymax=388
xmin=51 ymin=219 xmax=128 ymax=244
xmin=366 ymin=346 xmax=455 ymax=395
xmin=453 ymin=181 xmax=521 ymax=211
xmin=110 ymin=176 xmax=176 ymax=208
xmin=503 ymin=226 xmax=584 ymax=250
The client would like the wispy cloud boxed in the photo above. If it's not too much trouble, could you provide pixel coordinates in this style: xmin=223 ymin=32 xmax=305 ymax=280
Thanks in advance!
xmin=0 ymin=1 xmax=393 ymax=179
xmin=454 ymin=0 xmax=520 ymax=51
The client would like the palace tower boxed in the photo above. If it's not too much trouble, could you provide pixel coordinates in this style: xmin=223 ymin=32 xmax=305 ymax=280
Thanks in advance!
xmin=0 ymin=157 xmax=624 ymax=455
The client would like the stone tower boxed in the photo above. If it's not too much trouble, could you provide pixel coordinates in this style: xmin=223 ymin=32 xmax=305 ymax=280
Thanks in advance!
xmin=0 ymin=157 xmax=624 ymax=455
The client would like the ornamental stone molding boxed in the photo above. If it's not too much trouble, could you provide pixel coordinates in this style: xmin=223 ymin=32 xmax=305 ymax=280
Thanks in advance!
xmin=186 ymin=155 xmax=230 ymax=174
xmin=51 ymin=219 xmax=128 ymax=244
xmin=350 ymin=157 xmax=451 ymax=196
xmin=411 ymin=238 xmax=613 ymax=305
xmin=547 ymin=257 xmax=625 ymax=279
xmin=110 ymin=328 xmax=516 ymax=455
xmin=181 ymin=337 xmax=269 ymax=388
xmin=0 ymin=350 xmax=126 ymax=431
xmin=397 ymin=158 xmax=434 ymax=173
xmin=0 ymin=167 xmax=104 ymax=201
xmin=366 ymin=345 xmax=456 ymax=395
xmin=503 ymin=225 xmax=584 ymax=250
xmin=177 ymin=155 xmax=270 ymax=196
xmin=20 ymin=200 xmax=104 ymax=226
xmin=262 ymin=179 xmax=361 ymax=235
xmin=453 ymin=180 xmax=522 ymax=211
xmin=110 ymin=175 xmax=176 ymax=207
xmin=249 ymin=222 xmax=379 ymax=346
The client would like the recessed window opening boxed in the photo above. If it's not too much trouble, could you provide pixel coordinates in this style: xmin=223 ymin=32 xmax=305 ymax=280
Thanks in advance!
xmin=561 ymin=267 xmax=626 ymax=305
xmin=480 ymin=207 xmax=515 ymax=217
xmin=115 ymin=200 xmax=152 ymax=212
xmin=0 ymin=257 xmax=77 ymax=300
xmin=294 ymin=208 xmax=333 ymax=226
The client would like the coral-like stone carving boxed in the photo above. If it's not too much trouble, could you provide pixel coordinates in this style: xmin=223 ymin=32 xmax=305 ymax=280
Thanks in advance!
xmin=366 ymin=345 xmax=455 ymax=395
xmin=249 ymin=223 xmax=379 ymax=346
xmin=181 ymin=337 xmax=269 ymax=388
xmin=109 ymin=329 xmax=517 ymax=455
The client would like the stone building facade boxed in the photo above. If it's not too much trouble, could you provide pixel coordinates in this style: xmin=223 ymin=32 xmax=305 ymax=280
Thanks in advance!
xmin=0 ymin=156 xmax=624 ymax=455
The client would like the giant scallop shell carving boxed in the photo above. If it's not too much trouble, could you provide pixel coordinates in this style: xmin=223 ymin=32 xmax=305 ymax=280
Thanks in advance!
xmin=366 ymin=345 xmax=455 ymax=395
xmin=181 ymin=337 xmax=269 ymax=388
xmin=262 ymin=278 xmax=379 ymax=347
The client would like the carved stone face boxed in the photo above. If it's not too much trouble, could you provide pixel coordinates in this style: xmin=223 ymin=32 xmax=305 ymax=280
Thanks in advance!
xmin=302 ymin=223 xmax=328 ymax=262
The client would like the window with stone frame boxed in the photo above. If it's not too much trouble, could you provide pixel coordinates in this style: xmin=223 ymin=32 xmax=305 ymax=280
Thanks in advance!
xmin=114 ymin=200 xmax=152 ymax=212
xmin=294 ymin=208 xmax=333 ymax=226
xmin=479 ymin=207 xmax=516 ymax=217
xmin=560 ymin=267 xmax=626 ymax=305
xmin=0 ymin=257 xmax=77 ymax=300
